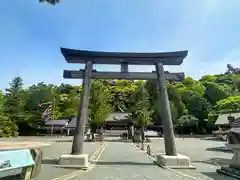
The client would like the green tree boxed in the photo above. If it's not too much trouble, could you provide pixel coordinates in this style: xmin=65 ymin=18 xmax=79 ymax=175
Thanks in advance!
xmin=199 ymin=75 xmax=217 ymax=83
xmin=1 ymin=63 xmax=239 ymax=136
xmin=131 ymin=82 xmax=152 ymax=141
xmin=178 ymin=115 xmax=199 ymax=127
xmin=58 ymin=88 xmax=79 ymax=117
xmin=88 ymin=80 xmax=112 ymax=138
xmin=204 ymin=82 xmax=232 ymax=105
xmin=186 ymin=94 xmax=212 ymax=133
xmin=0 ymin=90 xmax=10 ymax=137
xmin=177 ymin=115 xmax=199 ymax=134
xmin=232 ymin=74 xmax=240 ymax=93
xmin=24 ymin=83 xmax=55 ymax=131
xmin=167 ymin=82 xmax=186 ymax=123
xmin=108 ymin=80 xmax=136 ymax=111
xmin=144 ymin=80 xmax=187 ymax=126
xmin=25 ymin=83 xmax=53 ymax=112
xmin=3 ymin=77 xmax=26 ymax=136
xmin=57 ymin=83 xmax=75 ymax=94
xmin=187 ymin=94 xmax=211 ymax=121
xmin=215 ymin=96 xmax=240 ymax=112
xmin=0 ymin=90 xmax=4 ymax=111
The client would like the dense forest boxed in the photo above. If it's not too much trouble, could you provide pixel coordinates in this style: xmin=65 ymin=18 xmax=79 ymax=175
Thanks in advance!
xmin=0 ymin=64 xmax=239 ymax=137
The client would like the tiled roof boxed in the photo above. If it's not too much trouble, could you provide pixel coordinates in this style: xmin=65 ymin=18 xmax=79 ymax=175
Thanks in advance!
xmin=66 ymin=117 xmax=77 ymax=128
xmin=215 ymin=113 xmax=240 ymax=125
xmin=231 ymin=117 xmax=240 ymax=128
xmin=66 ymin=113 xmax=130 ymax=128
xmin=105 ymin=113 xmax=130 ymax=122
xmin=45 ymin=119 xmax=69 ymax=126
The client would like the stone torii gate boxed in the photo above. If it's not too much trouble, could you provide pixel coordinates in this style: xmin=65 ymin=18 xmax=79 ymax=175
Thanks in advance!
xmin=59 ymin=48 xmax=193 ymax=169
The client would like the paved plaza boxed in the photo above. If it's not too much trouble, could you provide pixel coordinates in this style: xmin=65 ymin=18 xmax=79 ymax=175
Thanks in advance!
xmin=0 ymin=136 xmax=237 ymax=180
xmin=145 ymin=137 xmax=235 ymax=180
xmin=0 ymin=137 xmax=103 ymax=180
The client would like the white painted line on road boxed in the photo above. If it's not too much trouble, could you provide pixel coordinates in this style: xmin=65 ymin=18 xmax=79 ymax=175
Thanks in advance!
xmin=90 ymin=143 xmax=106 ymax=161
xmin=131 ymin=143 xmax=199 ymax=180
xmin=52 ymin=143 xmax=107 ymax=180
xmin=91 ymin=143 xmax=107 ymax=165
xmin=95 ymin=143 xmax=107 ymax=161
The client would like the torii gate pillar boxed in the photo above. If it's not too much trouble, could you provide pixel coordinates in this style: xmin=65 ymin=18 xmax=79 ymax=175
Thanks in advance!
xmin=155 ymin=63 xmax=176 ymax=156
xmin=71 ymin=61 xmax=93 ymax=155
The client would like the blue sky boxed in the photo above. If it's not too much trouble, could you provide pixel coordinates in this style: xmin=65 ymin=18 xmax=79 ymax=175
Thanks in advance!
xmin=0 ymin=0 xmax=240 ymax=90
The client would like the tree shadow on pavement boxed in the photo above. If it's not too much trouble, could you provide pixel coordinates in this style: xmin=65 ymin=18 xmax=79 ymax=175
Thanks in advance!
xmin=55 ymin=139 xmax=93 ymax=142
xmin=55 ymin=140 xmax=73 ymax=142
xmin=102 ymin=139 xmax=151 ymax=143
xmin=0 ymin=169 xmax=22 ymax=180
xmin=206 ymin=147 xmax=232 ymax=153
xmin=200 ymin=137 xmax=225 ymax=142
xmin=201 ymin=172 xmax=233 ymax=180
xmin=193 ymin=157 xmax=232 ymax=166
xmin=0 ymin=175 xmax=22 ymax=180
xmin=95 ymin=161 xmax=155 ymax=166
xmin=102 ymin=139 xmax=132 ymax=143
xmin=42 ymin=158 xmax=59 ymax=165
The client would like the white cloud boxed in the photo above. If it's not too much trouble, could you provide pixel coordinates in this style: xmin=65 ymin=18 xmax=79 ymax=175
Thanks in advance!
xmin=179 ymin=48 xmax=240 ymax=79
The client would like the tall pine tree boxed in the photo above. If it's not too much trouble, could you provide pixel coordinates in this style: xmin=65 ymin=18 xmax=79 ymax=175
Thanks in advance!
xmin=3 ymin=77 xmax=25 ymax=136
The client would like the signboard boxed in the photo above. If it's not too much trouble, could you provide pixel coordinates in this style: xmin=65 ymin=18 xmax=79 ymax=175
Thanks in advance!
xmin=0 ymin=149 xmax=35 ymax=172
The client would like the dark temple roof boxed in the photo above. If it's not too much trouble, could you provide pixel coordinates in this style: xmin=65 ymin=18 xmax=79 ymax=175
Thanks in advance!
xmin=215 ymin=113 xmax=240 ymax=125
xmin=45 ymin=119 xmax=69 ymax=126
xmin=105 ymin=113 xmax=130 ymax=122
xmin=61 ymin=48 xmax=188 ymax=65
xmin=66 ymin=117 xmax=77 ymax=128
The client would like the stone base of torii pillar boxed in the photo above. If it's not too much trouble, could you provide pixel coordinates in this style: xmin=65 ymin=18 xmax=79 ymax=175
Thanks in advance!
xmin=58 ymin=154 xmax=89 ymax=169
xmin=156 ymin=153 xmax=195 ymax=169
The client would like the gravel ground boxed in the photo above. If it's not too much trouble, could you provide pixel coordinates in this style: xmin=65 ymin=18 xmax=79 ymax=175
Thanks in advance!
xmin=146 ymin=137 xmax=235 ymax=180
xmin=0 ymin=137 xmax=102 ymax=180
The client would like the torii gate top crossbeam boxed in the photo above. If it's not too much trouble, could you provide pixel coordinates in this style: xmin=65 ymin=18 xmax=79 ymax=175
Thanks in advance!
xmin=61 ymin=48 xmax=188 ymax=65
